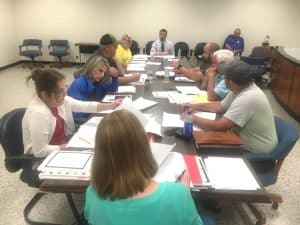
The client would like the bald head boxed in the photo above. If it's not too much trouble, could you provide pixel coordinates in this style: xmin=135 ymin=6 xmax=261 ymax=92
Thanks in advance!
xmin=203 ymin=42 xmax=220 ymax=62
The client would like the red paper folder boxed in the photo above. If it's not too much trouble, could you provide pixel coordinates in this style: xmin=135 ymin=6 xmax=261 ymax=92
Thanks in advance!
xmin=183 ymin=154 xmax=202 ymax=186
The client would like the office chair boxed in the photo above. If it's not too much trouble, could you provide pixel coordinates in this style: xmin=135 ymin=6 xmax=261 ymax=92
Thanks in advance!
xmin=130 ymin=40 xmax=140 ymax=55
xmin=48 ymin=40 xmax=70 ymax=68
xmin=240 ymin=46 xmax=272 ymax=85
xmin=19 ymin=39 xmax=43 ymax=69
xmin=174 ymin=41 xmax=190 ymax=58
xmin=191 ymin=42 xmax=207 ymax=63
xmin=244 ymin=116 xmax=299 ymax=224
xmin=143 ymin=41 xmax=154 ymax=55
xmin=0 ymin=108 xmax=85 ymax=225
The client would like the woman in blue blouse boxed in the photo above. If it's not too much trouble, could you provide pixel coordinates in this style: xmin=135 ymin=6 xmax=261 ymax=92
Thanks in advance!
xmin=84 ymin=110 xmax=203 ymax=225
xmin=67 ymin=55 xmax=118 ymax=122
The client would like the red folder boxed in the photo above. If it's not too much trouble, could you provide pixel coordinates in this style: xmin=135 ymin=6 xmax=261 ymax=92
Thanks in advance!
xmin=183 ymin=154 xmax=202 ymax=186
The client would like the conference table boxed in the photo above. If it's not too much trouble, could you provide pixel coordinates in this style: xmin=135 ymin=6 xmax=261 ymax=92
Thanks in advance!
xmin=40 ymin=56 xmax=281 ymax=225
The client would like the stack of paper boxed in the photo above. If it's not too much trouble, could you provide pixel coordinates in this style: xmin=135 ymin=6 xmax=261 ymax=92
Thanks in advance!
xmin=131 ymin=60 xmax=146 ymax=64
xmin=204 ymin=156 xmax=260 ymax=190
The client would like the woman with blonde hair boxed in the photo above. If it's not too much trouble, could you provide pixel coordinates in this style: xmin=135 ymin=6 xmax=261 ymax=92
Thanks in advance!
xmin=22 ymin=69 xmax=120 ymax=158
xmin=67 ymin=55 xmax=119 ymax=122
xmin=115 ymin=34 xmax=133 ymax=67
xmin=84 ymin=110 xmax=203 ymax=225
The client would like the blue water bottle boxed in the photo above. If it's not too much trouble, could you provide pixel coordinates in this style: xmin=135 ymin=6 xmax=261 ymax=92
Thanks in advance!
xmin=183 ymin=108 xmax=193 ymax=139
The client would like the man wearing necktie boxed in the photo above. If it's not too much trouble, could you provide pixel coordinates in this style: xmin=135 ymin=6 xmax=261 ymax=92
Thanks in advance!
xmin=150 ymin=28 xmax=174 ymax=56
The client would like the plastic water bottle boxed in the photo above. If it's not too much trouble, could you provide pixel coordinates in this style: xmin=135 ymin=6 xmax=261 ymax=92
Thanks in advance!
xmin=164 ymin=68 xmax=169 ymax=83
xmin=178 ymin=48 xmax=182 ymax=58
xmin=183 ymin=108 xmax=193 ymax=139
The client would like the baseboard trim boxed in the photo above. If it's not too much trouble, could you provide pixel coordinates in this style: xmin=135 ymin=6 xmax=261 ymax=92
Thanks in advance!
xmin=0 ymin=60 xmax=81 ymax=72
xmin=0 ymin=61 xmax=23 ymax=71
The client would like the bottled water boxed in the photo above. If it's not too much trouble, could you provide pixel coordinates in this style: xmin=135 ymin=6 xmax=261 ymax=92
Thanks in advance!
xmin=163 ymin=68 xmax=169 ymax=83
xmin=183 ymin=108 xmax=193 ymax=139
xmin=178 ymin=48 xmax=182 ymax=58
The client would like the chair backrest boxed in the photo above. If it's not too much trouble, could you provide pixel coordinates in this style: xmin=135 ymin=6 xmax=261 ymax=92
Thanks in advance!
xmin=22 ymin=39 xmax=42 ymax=47
xmin=0 ymin=108 xmax=26 ymax=172
xmin=174 ymin=41 xmax=189 ymax=57
xmin=194 ymin=42 xmax=207 ymax=58
xmin=145 ymin=41 xmax=154 ymax=55
xmin=271 ymin=116 xmax=299 ymax=161
xmin=49 ymin=39 xmax=69 ymax=47
xmin=244 ymin=116 xmax=299 ymax=178
xmin=250 ymin=46 xmax=271 ymax=59
xmin=130 ymin=40 xmax=139 ymax=55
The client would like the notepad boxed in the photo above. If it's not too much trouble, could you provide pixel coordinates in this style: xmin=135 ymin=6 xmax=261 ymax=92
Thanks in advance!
xmin=175 ymin=76 xmax=196 ymax=83
xmin=176 ymin=86 xmax=205 ymax=95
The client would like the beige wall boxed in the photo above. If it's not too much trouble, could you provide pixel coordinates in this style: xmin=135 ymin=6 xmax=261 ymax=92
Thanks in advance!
xmin=0 ymin=0 xmax=17 ymax=67
xmin=1 ymin=0 xmax=300 ymax=65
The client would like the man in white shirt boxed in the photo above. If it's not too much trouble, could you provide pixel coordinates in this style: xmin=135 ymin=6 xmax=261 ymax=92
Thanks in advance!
xmin=150 ymin=28 xmax=174 ymax=56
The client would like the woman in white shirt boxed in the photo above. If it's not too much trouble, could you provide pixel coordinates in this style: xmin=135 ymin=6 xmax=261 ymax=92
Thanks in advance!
xmin=22 ymin=69 xmax=121 ymax=158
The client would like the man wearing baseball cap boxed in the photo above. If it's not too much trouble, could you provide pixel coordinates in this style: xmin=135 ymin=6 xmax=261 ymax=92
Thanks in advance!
xmin=182 ymin=60 xmax=278 ymax=153
xmin=90 ymin=33 xmax=140 ymax=83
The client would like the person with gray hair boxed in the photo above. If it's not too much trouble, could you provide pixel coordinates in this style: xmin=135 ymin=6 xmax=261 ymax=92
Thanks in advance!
xmin=182 ymin=60 xmax=278 ymax=154
xmin=67 ymin=55 xmax=119 ymax=123
xmin=203 ymin=49 xmax=234 ymax=101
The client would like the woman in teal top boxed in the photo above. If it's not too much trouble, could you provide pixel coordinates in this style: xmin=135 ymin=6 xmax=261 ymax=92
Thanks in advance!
xmin=84 ymin=110 xmax=203 ymax=225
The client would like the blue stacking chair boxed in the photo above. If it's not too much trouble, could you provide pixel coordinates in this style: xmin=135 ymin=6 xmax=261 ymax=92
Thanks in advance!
xmin=244 ymin=116 xmax=299 ymax=207
xmin=244 ymin=116 xmax=299 ymax=186
xmin=19 ymin=39 xmax=43 ymax=69
xmin=49 ymin=39 xmax=70 ymax=68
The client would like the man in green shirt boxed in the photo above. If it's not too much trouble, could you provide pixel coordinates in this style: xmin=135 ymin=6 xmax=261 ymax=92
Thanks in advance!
xmin=183 ymin=60 xmax=278 ymax=153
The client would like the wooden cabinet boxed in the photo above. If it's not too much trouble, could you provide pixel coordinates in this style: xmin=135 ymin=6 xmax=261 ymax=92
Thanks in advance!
xmin=288 ymin=67 xmax=300 ymax=115
xmin=271 ymin=47 xmax=300 ymax=121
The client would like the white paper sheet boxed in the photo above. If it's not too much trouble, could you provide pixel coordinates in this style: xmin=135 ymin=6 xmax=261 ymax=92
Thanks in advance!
xmin=146 ymin=61 xmax=161 ymax=65
xmin=132 ymin=97 xmax=158 ymax=111
xmin=194 ymin=112 xmax=216 ymax=120
xmin=153 ymin=152 xmax=185 ymax=183
xmin=102 ymin=94 xmax=133 ymax=102
xmin=175 ymin=76 xmax=196 ymax=83
xmin=116 ymin=86 xmax=136 ymax=94
xmin=145 ymin=117 xmax=162 ymax=137
xmin=176 ymin=86 xmax=205 ymax=95
xmin=152 ymin=91 xmax=171 ymax=99
xmin=151 ymin=143 xmax=175 ymax=165
xmin=162 ymin=112 xmax=184 ymax=128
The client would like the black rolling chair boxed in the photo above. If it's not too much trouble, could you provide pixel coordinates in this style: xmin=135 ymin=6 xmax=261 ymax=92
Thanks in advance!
xmin=19 ymin=39 xmax=43 ymax=69
xmin=0 ymin=109 xmax=85 ymax=225
xmin=193 ymin=42 xmax=207 ymax=59
xmin=143 ymin=41 xmax=154 ymax=55
xmin=48 ymin=40 xmax=70 ymax=68
xmin=174 ymin=41 xmax=190 ymax=58
xmin=240 ymin=46 xmax=272 ymax=85
xmin=130 ymin=40 xmax=140 ymax=55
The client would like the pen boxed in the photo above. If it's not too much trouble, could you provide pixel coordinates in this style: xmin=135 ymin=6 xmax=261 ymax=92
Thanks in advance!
xmin=176 ymin=169 xmax=186 ymax=182
xmin=78 ymin=136 xmax=91 ymax=144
